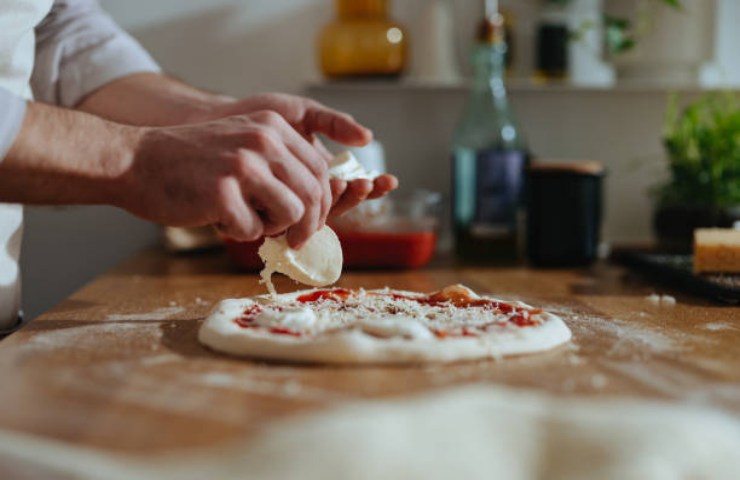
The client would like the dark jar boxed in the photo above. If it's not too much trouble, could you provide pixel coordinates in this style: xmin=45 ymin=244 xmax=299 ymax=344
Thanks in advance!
xmin=526 ymin=162 xmax=605 ymax=267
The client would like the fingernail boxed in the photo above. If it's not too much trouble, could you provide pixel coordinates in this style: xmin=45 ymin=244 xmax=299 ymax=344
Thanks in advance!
xmin=286 ymin=233 xmax=303 ymax=250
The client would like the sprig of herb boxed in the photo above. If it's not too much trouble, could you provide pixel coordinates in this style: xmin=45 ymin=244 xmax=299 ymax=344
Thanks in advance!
xmin=605 ymin=0 xmax=682 ymax=55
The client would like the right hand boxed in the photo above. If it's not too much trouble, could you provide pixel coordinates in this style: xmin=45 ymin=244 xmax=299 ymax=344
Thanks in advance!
xmin=118 ymin=110 xmax=330 ymax=247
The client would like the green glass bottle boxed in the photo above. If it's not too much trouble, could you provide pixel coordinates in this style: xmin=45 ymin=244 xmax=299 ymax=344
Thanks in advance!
xmin=451 ymin=10 xmax=528 ymax=263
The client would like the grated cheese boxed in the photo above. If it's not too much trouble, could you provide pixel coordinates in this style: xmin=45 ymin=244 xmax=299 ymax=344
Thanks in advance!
xmin=238 ymin=287 xmax=544 ymax=339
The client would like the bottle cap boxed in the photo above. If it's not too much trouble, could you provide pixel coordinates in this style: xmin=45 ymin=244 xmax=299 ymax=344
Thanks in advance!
xmin=477 ymin=13 xmax=505 ymax=44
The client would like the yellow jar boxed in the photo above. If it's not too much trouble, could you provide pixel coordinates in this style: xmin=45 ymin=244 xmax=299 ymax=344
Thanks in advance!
xmin=318 ymin=0 xmax=407 ymax=79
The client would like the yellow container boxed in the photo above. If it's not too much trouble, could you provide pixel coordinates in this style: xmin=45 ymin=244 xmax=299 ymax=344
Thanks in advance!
xmin=318 ymin=0 xmax=407 ymax=78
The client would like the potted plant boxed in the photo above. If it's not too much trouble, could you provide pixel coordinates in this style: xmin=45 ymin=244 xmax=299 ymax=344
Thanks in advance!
xmin=654 ymin=92 xmax=740 ymax=251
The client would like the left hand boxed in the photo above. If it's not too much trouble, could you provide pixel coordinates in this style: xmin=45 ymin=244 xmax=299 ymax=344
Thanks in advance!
xmin=204 ymin=93 xmax=398 ymax=217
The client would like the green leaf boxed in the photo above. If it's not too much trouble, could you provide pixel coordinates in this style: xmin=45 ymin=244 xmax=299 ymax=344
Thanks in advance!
xmin=662 ymin=0 xmax=682 ymax=9
xmin=604 ymin=16 xmax=636 ymax=55
xmin=602 ymin=1 xmax=683 ymax=56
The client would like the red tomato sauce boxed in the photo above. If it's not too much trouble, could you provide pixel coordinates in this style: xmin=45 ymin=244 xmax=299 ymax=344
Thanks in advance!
xmin=297 ymin=288 xmax=353 ymax=303
xmin=335 ymin=230 xmax=437 ymax=269
xmin=268 ymin=327 xmax=302 ymax=337
xmin=234 ymin=304 xmax=263 ymax=327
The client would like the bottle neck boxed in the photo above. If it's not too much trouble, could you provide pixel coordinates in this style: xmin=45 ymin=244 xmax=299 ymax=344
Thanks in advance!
xmin=471 ymin=41 xmax=508 ymax=99
xmin=336 ymin=0 xmax=387 ymax=19
xmin=457 ymin=38 xmax=524 ymax=151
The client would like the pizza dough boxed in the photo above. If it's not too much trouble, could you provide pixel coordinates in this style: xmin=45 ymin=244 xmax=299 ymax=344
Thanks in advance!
xmin=233 ymin=385 xmax=740 ymax=480
xmin=1 ymin=385 xmax=738 ymax=479
xmin=257 ymin=226 xmax=342 ymax=296
xmin=198 ymin=285 xmax=572 ymax=364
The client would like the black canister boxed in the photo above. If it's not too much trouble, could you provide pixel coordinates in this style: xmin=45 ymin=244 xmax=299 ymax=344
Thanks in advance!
xmin=526 ymin=162 xmax=605 ymax=267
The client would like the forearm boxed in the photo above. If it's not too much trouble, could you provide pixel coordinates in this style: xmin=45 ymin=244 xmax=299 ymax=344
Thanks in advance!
xmin=76 ymin=72 xmax=234 ymax=126
xmin=0 ymin=102 xmax=139 ymax=205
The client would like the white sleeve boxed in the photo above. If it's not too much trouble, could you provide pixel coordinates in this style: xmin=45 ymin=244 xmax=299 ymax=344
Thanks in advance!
xmin=0 ymin=87 xmax=27 ymax=162
xmin=31 ymin=0 xmax=161 ymax=108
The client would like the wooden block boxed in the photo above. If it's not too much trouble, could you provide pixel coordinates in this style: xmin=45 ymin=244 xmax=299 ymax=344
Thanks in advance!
xmin=693 ymin=228 xmax=740 ymax=274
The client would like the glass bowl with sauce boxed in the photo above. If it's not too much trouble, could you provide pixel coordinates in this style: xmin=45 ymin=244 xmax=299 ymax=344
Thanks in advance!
xmin=330 ymin=189 xmax=442 ymax=269
xmin=223 ymin=190 xmax=442 ymax=271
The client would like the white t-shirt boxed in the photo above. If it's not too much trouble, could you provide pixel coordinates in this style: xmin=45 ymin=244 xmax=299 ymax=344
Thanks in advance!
xmin=0 ymin=0 xmax=52 ymax=331
xmin=0 ymin=0 xmax=159 ymax=331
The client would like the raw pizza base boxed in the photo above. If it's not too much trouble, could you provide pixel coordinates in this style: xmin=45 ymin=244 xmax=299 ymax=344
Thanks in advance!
xmin=198 ymin=288 xmax=571 ymax=364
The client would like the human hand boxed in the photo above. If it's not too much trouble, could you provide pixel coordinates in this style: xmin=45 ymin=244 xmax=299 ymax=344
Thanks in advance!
xmin=121 ymin=111 xmax=331 ymax=248
xmin=206 ymin=93 xmax=398 ymax=215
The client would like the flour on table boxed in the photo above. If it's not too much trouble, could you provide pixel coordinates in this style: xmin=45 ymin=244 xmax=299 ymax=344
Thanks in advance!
xmin=194 ymin=372 xmax=342 ymax=402
xmin=590 ymin=374 xmax=609 ymax=389
xmin=555 ymin=306 xmax=677 ymax=356
xmin=19 ymin=323 xmax=162 ymax=354
xmin=105 ymin=306 xmax=184 ymax=322
xmin=645 ymin=294 xmax=677 ymax=307
xmin=602 ymin=360 xmax=740 ymax=411
xmin=703 ymin=322 xmax=735 ymax=332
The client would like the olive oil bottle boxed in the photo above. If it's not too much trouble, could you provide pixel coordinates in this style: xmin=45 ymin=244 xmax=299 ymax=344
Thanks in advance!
xmin=451 ymin=5 xmax=528 ymax=263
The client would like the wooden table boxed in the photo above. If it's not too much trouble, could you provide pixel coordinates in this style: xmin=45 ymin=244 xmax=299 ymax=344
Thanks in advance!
xmin=0 ymin=249 xmax=738 ymax=461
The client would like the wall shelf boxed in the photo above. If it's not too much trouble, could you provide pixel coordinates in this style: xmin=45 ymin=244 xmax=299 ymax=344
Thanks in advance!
xmin=305 ymin=77 xmax=713 ymax=245
xmin=306 ymin=79 xmax=737 ymax=95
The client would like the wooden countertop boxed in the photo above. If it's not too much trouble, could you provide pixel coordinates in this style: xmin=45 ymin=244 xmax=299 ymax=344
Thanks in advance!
xmin=0 ymin=249 xmax=738 ymax=459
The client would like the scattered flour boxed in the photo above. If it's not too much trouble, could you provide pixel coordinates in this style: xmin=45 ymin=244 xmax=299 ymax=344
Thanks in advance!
xmin=561 ymin=378 xmax=576 ymax=392
xmin=646 ymin=294 xmax=661 ymax=306
xmin=139 ymin=354 xmax=183 ymax=366
xmin=21 ymin=323 xmax=160 ymax=353
xmin=552 ymin=306 xmax=677 ymax=356
xmin=53 ymin=368 xmax=243 ymax=424
xmin=195 ymin=372 xmax=344 ymax=402
xmin=567 ymin=355 xmax=586 ymax=366
xmin=645 ymin=294 xmax=677 ymax=307
xmin=105 ymin=307 xmax=184 ymax=322
xmin=703 ymin=323 xmax=734 ymax=332
xmin=602 ymin=361 xmax=740 ymax=410
xmin=590 ymin=374 xmax=608 ymax=390
xmin=661 ymin=295 xmax=677 ymax=306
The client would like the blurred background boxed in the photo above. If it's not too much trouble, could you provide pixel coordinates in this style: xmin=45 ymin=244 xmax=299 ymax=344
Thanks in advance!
xmin=21 ymin=0 xmax=740 ymax=318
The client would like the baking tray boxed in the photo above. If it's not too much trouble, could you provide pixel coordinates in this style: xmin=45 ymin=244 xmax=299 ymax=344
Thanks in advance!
xmin=615 ymin=251 xmax=740 ymax=304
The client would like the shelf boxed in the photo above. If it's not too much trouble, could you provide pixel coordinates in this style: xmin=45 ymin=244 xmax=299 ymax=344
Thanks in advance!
xmin=306 ymin=78 xmax=738 ymax=95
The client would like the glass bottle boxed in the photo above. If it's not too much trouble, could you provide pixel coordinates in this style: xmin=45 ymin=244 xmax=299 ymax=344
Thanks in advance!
xmin=451 ymin=9 xmax=528 ymax=263
xmin=318 ymin=0 xmax=407 ymax=79
xmin=534 ymin=0 xmax=569 ymax=82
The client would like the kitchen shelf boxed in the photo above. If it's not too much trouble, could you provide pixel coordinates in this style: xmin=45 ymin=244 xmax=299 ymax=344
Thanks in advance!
xmin=306 ymin=78 xmax=738 ymax=95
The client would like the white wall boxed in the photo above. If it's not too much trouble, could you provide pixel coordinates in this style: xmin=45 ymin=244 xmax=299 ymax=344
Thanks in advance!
xmin=20 ymin=0 xmax=737 ymax=320
xmin=100 ymin=0 xmax=329 ymax=96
